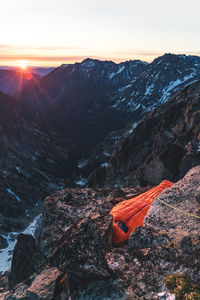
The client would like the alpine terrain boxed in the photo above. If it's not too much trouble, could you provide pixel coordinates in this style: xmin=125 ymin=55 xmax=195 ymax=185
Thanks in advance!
xmin=0 ymin=54 xmax=199 ymax=300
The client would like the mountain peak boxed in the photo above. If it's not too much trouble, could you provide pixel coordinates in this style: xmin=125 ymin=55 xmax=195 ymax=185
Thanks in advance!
xmin=81 ymin=58 xmax=99 ymax=67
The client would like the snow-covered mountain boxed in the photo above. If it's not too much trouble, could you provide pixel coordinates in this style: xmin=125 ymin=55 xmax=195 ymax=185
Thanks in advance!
xmin=19 ymin=58 xmax=148 ymax=147
xmin=19 ymin=54 xmax=200 ymax=149
xmin=112 ymin=54 xmax=200 ymax=118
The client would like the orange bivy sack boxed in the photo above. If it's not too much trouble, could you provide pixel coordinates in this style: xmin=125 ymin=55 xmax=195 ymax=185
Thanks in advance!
xmin=110 ymin=180 xmax=173 ymax=245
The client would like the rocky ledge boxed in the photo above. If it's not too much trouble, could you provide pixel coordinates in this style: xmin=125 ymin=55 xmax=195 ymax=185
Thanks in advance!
xmin=1 ymin=166 xmax=200 ymax=299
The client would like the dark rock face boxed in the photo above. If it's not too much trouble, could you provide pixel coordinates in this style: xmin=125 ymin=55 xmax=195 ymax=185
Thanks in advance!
xmin=0 ymin=236 xmax=8 ymax=249
xmin=8 ymin=234 xmax=36 ymax=290
xmin=89 ymin=80 xmax=200 ymax=187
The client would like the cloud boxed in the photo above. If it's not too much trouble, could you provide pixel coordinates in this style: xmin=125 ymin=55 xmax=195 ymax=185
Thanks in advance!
xmin=0 ymin=45 xmax=80 ymax=51
xmin=113 ymin=50 xmax=164 ymax=56
xmin=1 ymin=46 xmax=200 ymax=66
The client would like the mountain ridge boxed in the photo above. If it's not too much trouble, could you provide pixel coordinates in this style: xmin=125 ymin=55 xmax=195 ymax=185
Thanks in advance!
xmin=18 ymin=53 xmax=200 ymax=148
xmin=88 ymin=79 xmax=200 ymax=187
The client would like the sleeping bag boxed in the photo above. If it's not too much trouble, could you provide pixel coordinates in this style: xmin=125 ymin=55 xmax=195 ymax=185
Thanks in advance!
xmin=110 ymin=180 xmax=173 ymax=244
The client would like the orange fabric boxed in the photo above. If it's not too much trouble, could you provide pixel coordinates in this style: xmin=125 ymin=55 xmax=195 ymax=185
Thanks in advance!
xmin=110 ymin=180 xmax=173 ymax=244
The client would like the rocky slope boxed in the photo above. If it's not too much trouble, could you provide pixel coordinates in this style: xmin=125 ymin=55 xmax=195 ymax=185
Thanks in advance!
xmin=1 ymin=166 xmax=199 ymax=299
xmin=88 ymin=80 xmax=200 ymax=187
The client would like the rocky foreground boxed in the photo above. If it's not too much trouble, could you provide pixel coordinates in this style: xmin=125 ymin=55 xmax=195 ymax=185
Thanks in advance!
xmin=0 ymin=166 xmax=200 ymax=299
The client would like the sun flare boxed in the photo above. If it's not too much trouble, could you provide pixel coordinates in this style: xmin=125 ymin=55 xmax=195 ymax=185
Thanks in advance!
xmin=17 ymin=60 xmax=28 ymax=70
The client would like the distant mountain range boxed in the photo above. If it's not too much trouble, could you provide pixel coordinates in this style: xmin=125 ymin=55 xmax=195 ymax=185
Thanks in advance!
xmin=0 ymin=66 xmax=54 ymax=76
xmin=19 ymin=58 xmax=147 ymax=146
xmin=17 ymin=54 xmax=200 ymax=147
xmin=112 ymin=53 xmax=200 ymax=115
xmin=0 ymin=66 xmax=55 ymax=96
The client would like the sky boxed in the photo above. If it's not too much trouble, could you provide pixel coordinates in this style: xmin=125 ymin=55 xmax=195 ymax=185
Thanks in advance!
xmin=0 ymin=0 xmax=200 ymax=66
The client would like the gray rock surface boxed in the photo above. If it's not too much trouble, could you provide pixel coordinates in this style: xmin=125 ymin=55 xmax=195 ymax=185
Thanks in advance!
xmin=144 ymin=165 xmax=200 ymax=243
xmin=27 ymin=268 xmax=63 ymax=300
xmin=35 ymin=188 xmax=138 ymax=279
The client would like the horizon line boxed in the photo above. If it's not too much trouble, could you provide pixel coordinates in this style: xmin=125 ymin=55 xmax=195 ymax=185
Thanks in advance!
xmin=0 ymin=51 xmax=200 ymax=68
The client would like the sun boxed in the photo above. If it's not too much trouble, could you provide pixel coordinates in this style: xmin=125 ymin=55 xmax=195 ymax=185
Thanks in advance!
xmin=17 ymin=60 xmax=28 ymax=70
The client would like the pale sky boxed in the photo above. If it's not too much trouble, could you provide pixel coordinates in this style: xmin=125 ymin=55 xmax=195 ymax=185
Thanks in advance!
xmin=0 ymin=0 xmax=200 ymax=66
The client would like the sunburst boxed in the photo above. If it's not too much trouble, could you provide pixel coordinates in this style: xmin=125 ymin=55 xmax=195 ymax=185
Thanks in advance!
xmin=17 ymin=60 xmax=28 ymax=70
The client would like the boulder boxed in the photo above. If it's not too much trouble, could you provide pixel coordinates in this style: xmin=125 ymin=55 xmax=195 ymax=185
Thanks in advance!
xmin=27 ymin=268 xmax=63 ymax=300
xmin=8 ymin=234 xmax=36 ymax=290
xmin=35 ymin=188 xmax=117 ymax=279
xmin=144 ymin=165 xmax=200 ymax=243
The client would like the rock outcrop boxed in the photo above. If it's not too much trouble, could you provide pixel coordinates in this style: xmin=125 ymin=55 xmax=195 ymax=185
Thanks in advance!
xmin=8 ymin=234 xmax=36 ymax=290
xmin=2 ymin=166 xmax=200 ymax=299
xmin=144 ymin=165 xmax=200 ymax=244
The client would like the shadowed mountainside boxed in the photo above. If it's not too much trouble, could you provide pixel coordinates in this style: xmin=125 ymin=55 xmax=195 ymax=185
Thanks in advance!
xmin=88 ymin=80 xmax=200 ymax=187
xmin=0 ymin=91 xmax=79 ymax=236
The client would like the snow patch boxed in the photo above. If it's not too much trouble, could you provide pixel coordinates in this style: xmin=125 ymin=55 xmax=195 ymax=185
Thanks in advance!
xmin=126 ymin=122 xmax=138 ymax=135
xmin=75 ymin=178 xmax=87 ymax=186
xmin=81 ymin=60 xmax=96 ymax=68
xmin=112 ymin=97 xmax=126 ymax=108
xmin=158 ymin=72 xmax=198 ymax=104
xmin=108 ymin=66 xmax=125 ymax=79
xmin=78 ymin=159 xmax=89 ymax=169
xmin=144 ymin=83 xmax=154 ymax=96
xmin=101 ymin=162 xmax=109 ymax=167
xmin=103 ymin=151 xmax=111 ymax=157
xmin=7 ymin=189 xmax=21 ymax=202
